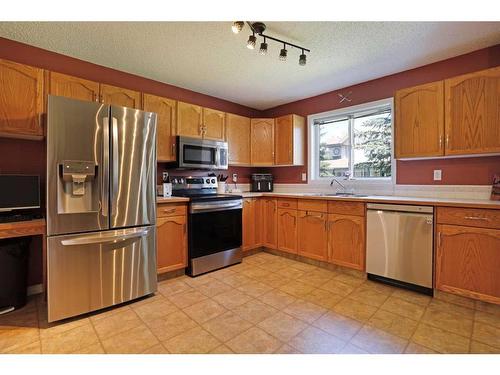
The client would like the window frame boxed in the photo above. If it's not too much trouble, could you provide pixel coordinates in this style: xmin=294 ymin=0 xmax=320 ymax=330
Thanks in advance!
xmin=308 ymin=97 xmax=395 ymax=186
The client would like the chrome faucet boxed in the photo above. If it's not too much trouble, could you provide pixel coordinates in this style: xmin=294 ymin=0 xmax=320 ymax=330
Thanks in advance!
xmin=330 ymin=171 xmax=354 ymax=195
xmin=330 ymin=178 xmax=347 ymax=194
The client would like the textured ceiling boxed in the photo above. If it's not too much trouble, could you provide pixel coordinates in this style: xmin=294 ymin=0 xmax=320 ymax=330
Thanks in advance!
xmin=0 ymin=22 xmax=499 ymax=110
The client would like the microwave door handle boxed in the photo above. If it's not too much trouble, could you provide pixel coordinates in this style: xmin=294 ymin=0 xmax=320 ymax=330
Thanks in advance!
xmin=215 ymin=146 xmax=220 ymax=168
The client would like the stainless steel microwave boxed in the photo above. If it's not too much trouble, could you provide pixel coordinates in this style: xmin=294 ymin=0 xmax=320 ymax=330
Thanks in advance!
xmin=177 ymin=136 xmax=228 ymax=170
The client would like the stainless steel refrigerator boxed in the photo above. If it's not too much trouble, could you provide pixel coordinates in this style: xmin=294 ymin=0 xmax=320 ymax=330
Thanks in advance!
xmin=46 ymin=95 xmax=157 ymax=322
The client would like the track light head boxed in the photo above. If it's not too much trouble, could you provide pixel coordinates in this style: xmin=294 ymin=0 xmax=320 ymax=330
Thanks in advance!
xmin=259 ymin=38 xmax=268 ymax=55
xmin=279 ymin=45 xmax=287 ymax=61
xmin=247 ymin=33 xmax=256 ymax=49
xmin=232 ymin=21 xmax=244 ymax=34
xmin=299 ymin=51 xmax=307 ymax=66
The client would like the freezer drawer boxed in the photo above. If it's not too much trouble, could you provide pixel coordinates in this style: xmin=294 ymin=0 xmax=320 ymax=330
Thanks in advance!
xmin=366 ymin=205 xmax=434 ymax=289
xmin=47 ymin=226 xmax=157 ymax=322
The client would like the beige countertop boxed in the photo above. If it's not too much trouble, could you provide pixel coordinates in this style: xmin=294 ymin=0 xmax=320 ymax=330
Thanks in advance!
xmin=156 ymin=196 xmax=190 ymax=203
xmin=231 ymin=192 xmax=500 ymax=210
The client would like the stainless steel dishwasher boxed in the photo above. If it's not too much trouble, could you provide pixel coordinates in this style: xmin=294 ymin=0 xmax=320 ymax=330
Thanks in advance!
xmin=366 ymin=203 xmax=434 ymax=295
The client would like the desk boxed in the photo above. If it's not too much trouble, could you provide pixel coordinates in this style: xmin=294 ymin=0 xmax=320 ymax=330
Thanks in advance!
xmin=0 ymin=219 xmax=47 ymax=295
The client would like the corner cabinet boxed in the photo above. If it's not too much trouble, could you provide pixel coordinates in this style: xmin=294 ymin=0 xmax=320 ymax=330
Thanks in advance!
xmin=156 ymin=203 xmax=188 ymax=274
xmin=395 ymin=81 xmax=444 ymax=158
xmin=251 ymin=118 xmax=275 ymax=166
xmin=226 ymin=113 xmax=251 ymax=165
xmin=444 ymin=66 xmax=500 ymax=155
xmin=143 ymin=94 xmax=177 ymax=162
xmin=100 ymin=83 xmax=142 ymax=109
xmin=275 ymin=114 xmax=305 ymax=166
xmin=0 ymin=59 xmax=44 ymax=139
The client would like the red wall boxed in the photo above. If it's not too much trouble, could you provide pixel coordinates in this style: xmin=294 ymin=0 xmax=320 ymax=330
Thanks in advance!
xmin=262 ymin=44 xmax=500 ymax=185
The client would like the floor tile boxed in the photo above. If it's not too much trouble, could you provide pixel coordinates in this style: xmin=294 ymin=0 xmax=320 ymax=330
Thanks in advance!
xmin=349 ymin=287 xmax=390 ymax=308
xmin=332 ymin=298 xmax=378 ymax=322
xmin=472 ymin=321 xmax=500 ymax=349
xmin=133 ymin=298 xmax=178 ymax=322
xmin=475 ymin=300 xmax=500 ymax=316
xmin=0 ymin=326 xmax=40 ymax=353
xmin=212 ymin=289 xmax=253 ymax=310
xmin=71 ymin=343 xmax=106 ymax=354
xmin=257 ymin=260 xmax=289 ymax=273
xmin=209 ymin=267 xmax=236 ymax=281
xmin=333 ymin=273 xmax=365 ymax=287
xmin=404 ymin=342 xmax=438 ymax=354
xmin=303 ymin=288 xmax=343 ymax=309
xmin=232 ymin=299 xmax=278 ymax=324
xmin=236 ymin=280 xmax=274 ymax=298
xmin=351 ymin=325 xmax=408 ymax=354
xmin=380 ymin=296 xmax=425 ymax=321
xmin=41 ymin=323 xmax=99 ymax=354
xmin=182 ymin=274 xmax=215 ymax=288
xmin=240 ymin=267 xmax=271 ymax=280
xmin=258 ymin=289 xmax=297 ymax=310
xmin=4 ymin=340 xmax=41 ymax=354
xmin=209 ymin=344 xmax=234 ymax=354
xmin=92 ymin=309 xmax=143 ymax=340
xmin=421 ymin=305 xmax=473 ymax=337
xmin=256 ymin=272 xmax=291 ymax=288
xmin=274 ymin=344 xmax=302 ymax=354
xmin=287 ymin=261 xmax=319 ymax=273
xmin=357 ymin=280 xmax=395 ymax=296
xmin=39 ymin=316 xmax=90 ymax=340
xmin=390 ymin=288 xmax=431 ymax=307
xmin=226 ymin=327 xmax=282 ymax=354
xmin=339 ymin=343 xmax=369 ymax=354
xmin=312 ymin=311 xmax=362 ymax=341
xmin=88 ymin=304 xmax=131 ymax=323
xmin=196 ymin=279 xmax=234 ymax=298
xmin=368 ymin=309 xmax=418 ymax=339
xmin=157 ymin=279 xmax=193 ymax=297
xmin=279 ymin=280 xmax=315 ymax=298
xmin=101 ymin=324 xmax=159 ymax=354
xmin=163 ymin=326 xmax=221 ymax=354
xmin=297 ymin=271 xmax=334 ymax=287
xmin=283 ymin=299 xmax=326 ymax=324
xmin=258 ymin=311 xmax=308 ymax=342
xmin=475 ymin=310 xmax=500 ymax=328
xmin=182 ymin=299 xmax=226 ymax=324
xmin=202 ymin=311 xmax=253 ymax=342
xmin=427 ymin=299 xmax=474 ymax=320
xmin=167 ymin=290 xmax=208 ymax=309
xmin=219 ymin=273 xmax=254 ymax=288
xmin=289 ymin=326 xmax=346 ymax=354
xmin=434 ymin=290 xmax=476 ymax=310
xmin=320 ymin=279 xmax=356 ymax=297
xmin=469 ymin=340 xmax=500 ymax=354
xmin=275 ymin=267 xmax=306 ymax=280
xmin=142 ymin=343 xmax=170 ymax=354
xmin=146 ymin=310 xmax=197 ymax=342
xmin=412 ymin=323 xmax=470 ymax=353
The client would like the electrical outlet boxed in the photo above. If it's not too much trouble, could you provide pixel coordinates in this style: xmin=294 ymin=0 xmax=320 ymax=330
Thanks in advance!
xmin=232 ymin=173 xmax=238 ymax=183
xmin=301 ymin=173 xmax=307 ymax=182
xmin=433 ymin=169 xmax=442 ymax=181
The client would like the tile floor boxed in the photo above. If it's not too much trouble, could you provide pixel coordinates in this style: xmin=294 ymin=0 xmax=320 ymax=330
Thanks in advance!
xmin=1 ymin=251 xmax=500 ymax=354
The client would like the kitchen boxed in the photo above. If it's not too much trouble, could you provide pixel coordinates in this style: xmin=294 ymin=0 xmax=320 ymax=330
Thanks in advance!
xmin=0 ymin=6 xmax=499 ymax=372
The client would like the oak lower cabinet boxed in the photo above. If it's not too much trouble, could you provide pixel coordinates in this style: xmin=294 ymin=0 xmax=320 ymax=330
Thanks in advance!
xmin=49 ymin=71 xmax=100 ymax=102
xmin=261 ymin=198 xmax=278 ymax=249
xmin=328 ymin=214 xmax=365 ymax=271
xmin=277 ymin=208 xmax=297 ymax=254
xmin=242 ymin=198 xmax=262 ymax=251
xmin=274 ymin=114 xmax=305 ymax=166
xmin=100 ymin=84 xmax=142 ymax=109
xmin=436 ymin=224 xmax=500 ymax=305
xmin=251 ymin=118 xmax=275 ymax=166
xmin=156 ymin=203 xmax=188 ymax=274
xmin=226 ymin=113 xmax=251 ymax=165
xmin=297 ymin=211 xmax=328 ymax=261
xmin=0 ymin=59 xmax=44 ymax=139
xmin=143 ymin=94 xmax=177 ymax=162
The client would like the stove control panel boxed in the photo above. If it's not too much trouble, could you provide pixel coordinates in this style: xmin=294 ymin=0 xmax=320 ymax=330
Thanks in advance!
xmin=171 ymin=176 xmax=218 ymax=190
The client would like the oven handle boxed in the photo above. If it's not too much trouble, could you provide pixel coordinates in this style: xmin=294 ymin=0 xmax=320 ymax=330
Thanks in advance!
xmin=190 ymin=200 xmax=242 ymax=214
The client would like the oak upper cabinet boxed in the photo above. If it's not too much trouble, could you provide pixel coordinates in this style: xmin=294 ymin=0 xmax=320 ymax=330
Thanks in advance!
xmin=226 ymin=113 xmax=251 ymax=165
xmin=251 ymin=118 xmax=275 ymax=166
xmin=395 ymin=81 xmax=444 ymax=158
xmin=436 ymin=224 xmax=500 ymax=304
xmin=275 ymin=114 xmax=305 ymax=166
xmin=328 ymin=214 xmax=365 ymax=271
xmin=242 ymin=198 xmax=261 ymax=251
xmin=49 ymin=72 xmax=100 ymax=102
xmin=177 ymin=101 xmax=203 ymax=138
xmin=444 ymin=67 xmax=500 ymax=155
xmin=297 ymin=210 xmax=328 ymax=261
xmin=203 ymin=107 xmax=225 ymax=141
xmin=156 ymin=203 xmax=187 ymax=274
xmin=100 ymin=83 xmax=142 ymax=109
xmin=0 ymin=59 xmax=44 ymax=139
xmin=262 ymin=198 xmax=278 ymax=249
xmin=143 ymin=94 xmax=177 ymax=162
xmin=277 ymin=208 xmax=298 ymax=254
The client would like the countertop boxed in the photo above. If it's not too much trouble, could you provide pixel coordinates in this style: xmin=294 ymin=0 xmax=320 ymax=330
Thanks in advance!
xmin=156 ymin=196 xmax=190 ymax=203
xmin=231 ymin=192 xmax=500 ymax=210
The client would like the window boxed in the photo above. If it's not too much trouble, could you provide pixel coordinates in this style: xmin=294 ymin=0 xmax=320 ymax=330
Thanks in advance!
xmin=310 ymin=98 xmax=393 ymax=181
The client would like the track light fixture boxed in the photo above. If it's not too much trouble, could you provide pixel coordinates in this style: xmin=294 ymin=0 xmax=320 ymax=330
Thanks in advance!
xmin=232 ymin=21 xmax=310 ymax=66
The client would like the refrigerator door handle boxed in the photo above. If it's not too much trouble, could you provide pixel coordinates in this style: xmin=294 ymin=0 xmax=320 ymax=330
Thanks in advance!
xmin=101 ymin=117 xmax=110 ymax=217
xmin=61 ymin=228 xmax=150 ymax=246
xmin=111 ymin=117 xmax=119 ymax=217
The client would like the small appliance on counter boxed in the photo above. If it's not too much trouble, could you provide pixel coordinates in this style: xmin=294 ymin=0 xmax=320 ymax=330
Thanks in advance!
xmin=251 ymin=173 xmax=273 ymax=192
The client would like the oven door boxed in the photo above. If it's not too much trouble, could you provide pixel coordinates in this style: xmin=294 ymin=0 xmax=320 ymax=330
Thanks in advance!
xmin=188 ymin=201 xmax=242 ymax=259
xmin=178 ymin=137 xmax=217 ymax=169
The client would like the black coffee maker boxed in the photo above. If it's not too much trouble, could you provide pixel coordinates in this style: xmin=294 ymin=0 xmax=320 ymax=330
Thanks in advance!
xmin=251 ymin=174 xmax=273 ymax=192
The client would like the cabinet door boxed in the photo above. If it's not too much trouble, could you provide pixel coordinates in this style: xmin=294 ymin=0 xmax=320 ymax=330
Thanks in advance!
xmin=395 ymin=81 xmax=444 ymax=158
xmin=275 ymin=115 xmax=294 ymax=165
xmin=278 ymin=208 xmax=297 ymax=254
xmin=251 ymin=118 xmax=275 ymax=166
xmin=297 ymin=211 xmax=328 ymax=261
xmin=157 ymin=215 xmax=187 ymax=274
xmin=203 ymin=107 xmax=225 ymax=141
xmin=0 ymin=59 xmax=44 ymax=139
xmin=328 ymin=214 xmax=365 ymax=271
xmin=436 ymin=224 xmax=500 ymax=304
xmin=100 ymin=84 xmax=142 ymax=109
xmin=242 ymin=198 xmax=256 ymax=251
xmin=177 ymin=101 xmax=203 ymax=138
xmin=143 ymin=94 xmax=177 ymax=162
xmin=49 ymin=72 xmax=99 ymax=102
xmin=262 ymin=198 xmax=277 ymax=249
xmin=445 ymin=66 xmax=500 ymax=155
xmin=226 ymin=113 xmax=251 ymax=165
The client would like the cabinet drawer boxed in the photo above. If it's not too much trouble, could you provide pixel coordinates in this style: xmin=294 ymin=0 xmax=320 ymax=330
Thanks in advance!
xmin=328 ymin=201 xmax=365 ymax=216
xmin=437 ymin=207 xmax=500 ymax=229
xmin=157 ymin=203 xmax=187 ymax=218
xmin=277 ymin=199 xmax=298 ymax=209
xmin=297 ymin=199 xmax=328 ymax=213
